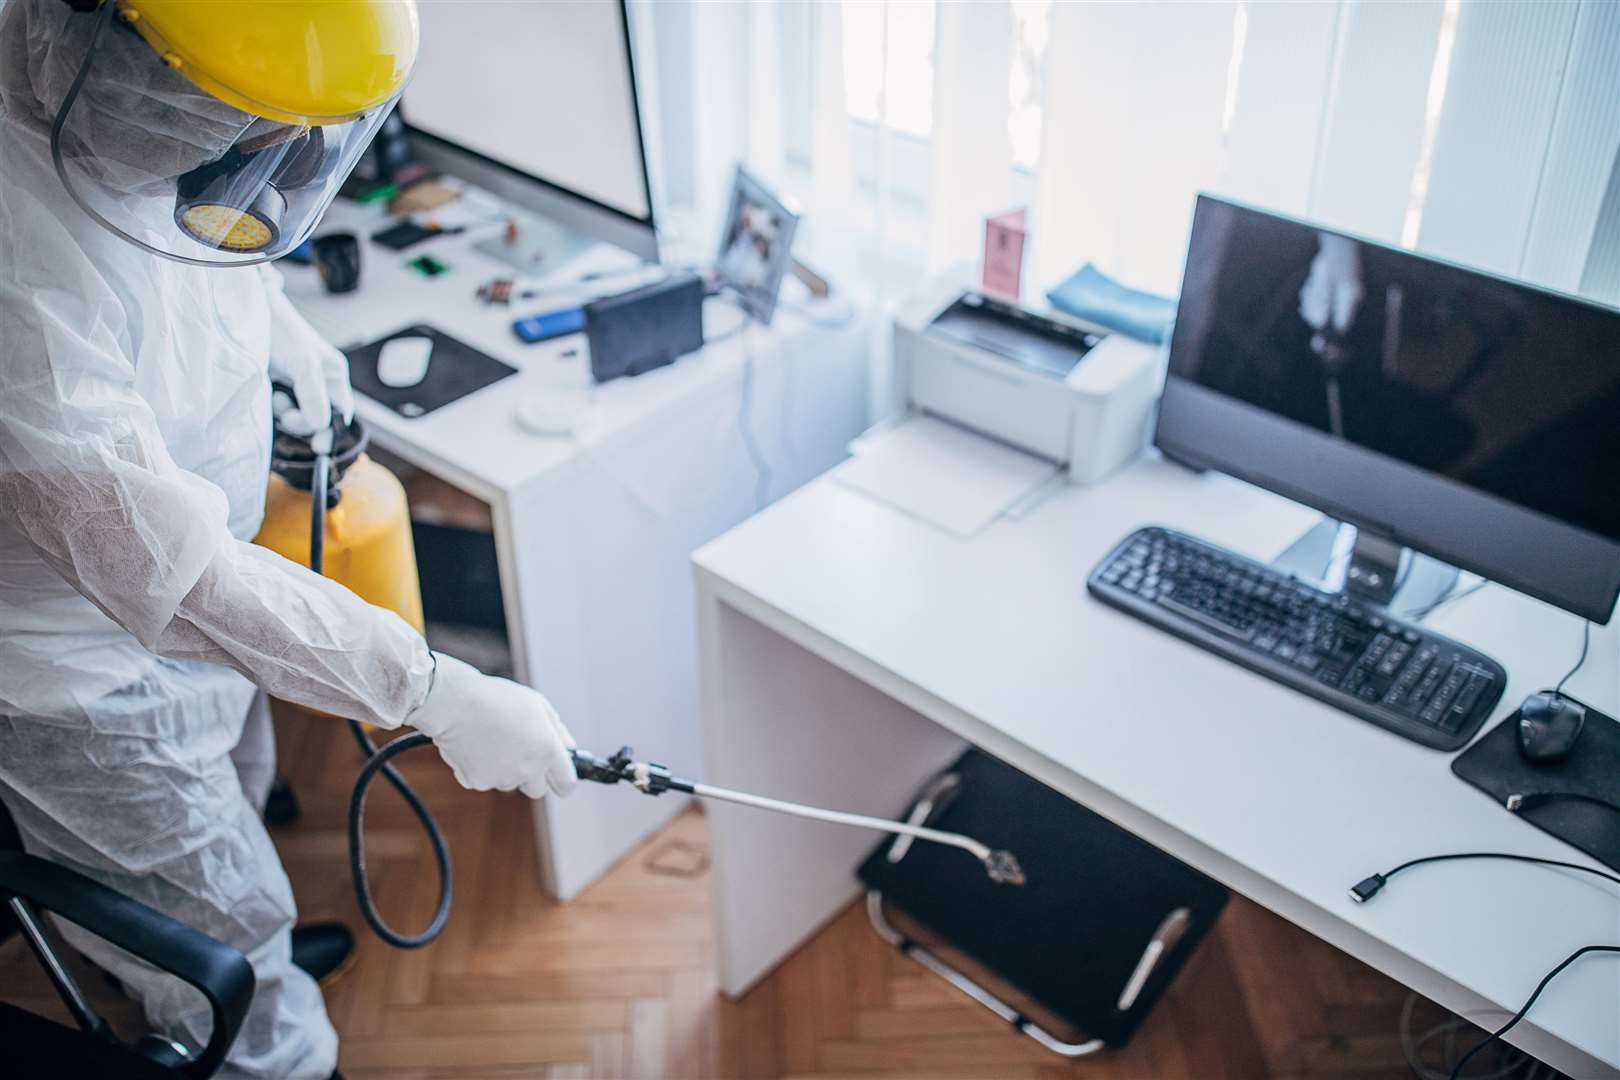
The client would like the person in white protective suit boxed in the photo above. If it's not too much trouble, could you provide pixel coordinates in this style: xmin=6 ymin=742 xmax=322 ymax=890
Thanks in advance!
xmin=0 ymin=2 xmax=576 ymax=1077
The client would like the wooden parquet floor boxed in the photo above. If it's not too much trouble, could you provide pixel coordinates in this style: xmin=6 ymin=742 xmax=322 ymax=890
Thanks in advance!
xmin=2 ymin=709 xmax=1525 ymax=1079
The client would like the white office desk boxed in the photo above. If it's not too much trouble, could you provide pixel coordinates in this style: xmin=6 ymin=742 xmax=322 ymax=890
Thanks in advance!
xmin=693 ymin=452 xmax=1620 ymax=1077
xmin=282 ymin=204 xmax=872 ymax=898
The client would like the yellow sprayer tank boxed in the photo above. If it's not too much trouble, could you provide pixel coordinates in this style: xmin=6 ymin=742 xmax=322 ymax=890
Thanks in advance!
xmin=254 ymin=413 xmax=424 ymax=731
xmin=255 ymin=453 xmax=425 ymax=633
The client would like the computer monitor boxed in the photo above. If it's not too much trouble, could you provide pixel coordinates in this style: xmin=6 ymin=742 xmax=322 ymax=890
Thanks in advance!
xmin=1156 ymin=195 xmax=1620 ymax=625
xmin=401 ymin=0 xmax=657 ymax=261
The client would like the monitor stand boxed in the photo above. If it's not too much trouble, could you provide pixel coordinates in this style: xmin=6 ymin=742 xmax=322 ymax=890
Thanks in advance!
xmin=1270 ymin=518 xmax=1459 ymax=617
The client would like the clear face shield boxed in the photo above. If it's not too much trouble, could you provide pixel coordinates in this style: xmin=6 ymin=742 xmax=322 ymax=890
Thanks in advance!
xmin=49 ymin=1 xmax=401 ymax=266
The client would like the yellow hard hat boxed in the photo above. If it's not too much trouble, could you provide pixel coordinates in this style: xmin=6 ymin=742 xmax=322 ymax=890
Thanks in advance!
xmin=117 ymin=0 xmax=419 ymax=125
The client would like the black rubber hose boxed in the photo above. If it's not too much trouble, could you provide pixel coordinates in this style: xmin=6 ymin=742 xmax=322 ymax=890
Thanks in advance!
xmin=309 ymin=452 xmax=327 ymax=583
xmin=345 ymin=730 xmax=452 ymax=948
xmin=305 ymin=453 xmax=455 ymax=949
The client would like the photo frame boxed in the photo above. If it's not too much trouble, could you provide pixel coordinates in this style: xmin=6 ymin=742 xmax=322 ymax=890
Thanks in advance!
xmin=715 ymin=165 xmax=800 ymax=325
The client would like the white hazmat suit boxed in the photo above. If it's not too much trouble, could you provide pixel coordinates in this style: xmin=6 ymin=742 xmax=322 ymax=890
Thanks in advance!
xmin=0 ymin=3 xmax=576 ymax=1077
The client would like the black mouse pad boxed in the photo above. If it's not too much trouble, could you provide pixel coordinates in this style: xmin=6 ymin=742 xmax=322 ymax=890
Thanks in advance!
xmin=857 ymin=750 xmax=1227 ymax=1048
xmin=347 ymin=324 xmax=517 ymax=419
xmin=1452 ymin=696 xmax=1620 ymax=873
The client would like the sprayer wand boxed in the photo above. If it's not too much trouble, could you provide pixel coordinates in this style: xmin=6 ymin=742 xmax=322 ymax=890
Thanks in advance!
xmin=571 ymin=747 xmax=1025 ymax=886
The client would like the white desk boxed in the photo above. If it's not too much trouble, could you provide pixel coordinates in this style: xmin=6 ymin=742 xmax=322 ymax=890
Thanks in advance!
xmin=693 ymin=452 xmax=1620 ymax=1077
xmin=284 ymin=203 xmax=872 ymax=898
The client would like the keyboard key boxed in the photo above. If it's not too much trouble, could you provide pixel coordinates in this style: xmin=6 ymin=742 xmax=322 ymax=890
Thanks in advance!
xmin=1449 ymin=671 xmax=1490 ymax=719
xmin=1158 ymin=596 xmax=1255 ymax=642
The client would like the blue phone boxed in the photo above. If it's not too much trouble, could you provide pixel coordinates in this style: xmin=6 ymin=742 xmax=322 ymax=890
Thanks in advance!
xmin=512 ymin=306 xmax=586 ymax=344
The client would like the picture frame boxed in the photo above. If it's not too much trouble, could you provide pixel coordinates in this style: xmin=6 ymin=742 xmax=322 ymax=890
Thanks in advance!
xmin=715 ymin=165 xmax=800 ymax=326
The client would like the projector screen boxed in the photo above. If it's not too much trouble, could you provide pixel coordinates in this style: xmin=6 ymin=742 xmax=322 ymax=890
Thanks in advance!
xmin=404 ymin=0 xmax=652 ymax=223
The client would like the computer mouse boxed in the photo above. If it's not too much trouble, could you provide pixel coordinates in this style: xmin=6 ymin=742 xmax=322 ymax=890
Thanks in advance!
xmin=1516 ymin=691 xmax=1586 ymax=764
xmin=377 ymin=335 xmax=433 ymax=389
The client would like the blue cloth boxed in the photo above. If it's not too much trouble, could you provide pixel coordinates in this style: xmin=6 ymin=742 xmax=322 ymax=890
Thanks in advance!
xmin=1046 ymin=262 xmax=1177 ymax=344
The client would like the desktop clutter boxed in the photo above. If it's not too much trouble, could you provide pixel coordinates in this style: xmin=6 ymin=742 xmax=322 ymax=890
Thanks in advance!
xmin=304 ymin=158 xmax=819 ymax=436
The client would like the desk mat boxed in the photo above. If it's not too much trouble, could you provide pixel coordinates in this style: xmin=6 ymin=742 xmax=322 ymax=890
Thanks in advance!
xmin=1452 ymin=697 xmax=1620 ymax=873
xmin=347 ymin=324 xmax=517 ymax=419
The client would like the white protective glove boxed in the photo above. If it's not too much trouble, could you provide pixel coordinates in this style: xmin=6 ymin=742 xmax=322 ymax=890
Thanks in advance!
xmin=409 ymin=653 xmax=579 ymax=799
xmin=262 ymin=264 xmax=355 ymax=437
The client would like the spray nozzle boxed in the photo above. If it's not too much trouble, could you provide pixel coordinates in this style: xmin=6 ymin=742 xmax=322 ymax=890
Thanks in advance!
xmin=569 ymin=746 xmax=1024 ymax=886
xmin=982 ymin=849 xmax=1026 ymax=886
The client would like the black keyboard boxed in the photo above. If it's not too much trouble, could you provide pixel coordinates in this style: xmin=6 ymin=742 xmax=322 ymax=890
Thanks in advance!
xmin=1087 ymin=527 xmax=1505 ymax=750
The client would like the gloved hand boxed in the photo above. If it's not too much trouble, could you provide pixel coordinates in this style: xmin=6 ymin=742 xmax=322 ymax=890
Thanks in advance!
xmin=262 ymin=263 xmax=355 ymax=438
xmin=408 ymin=652 xmax=578 ymax=799
xmin=269 ymin=337 xmax=353 ymax=438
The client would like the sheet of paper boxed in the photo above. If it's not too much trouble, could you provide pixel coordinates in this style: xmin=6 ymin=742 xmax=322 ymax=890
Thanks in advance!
xmin=834 ymin=415 xmax=1059 ymax=536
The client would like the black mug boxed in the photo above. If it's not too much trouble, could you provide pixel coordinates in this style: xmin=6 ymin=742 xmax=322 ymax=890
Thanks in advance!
xmin=313 ymin=232 xmax=362 ymax=294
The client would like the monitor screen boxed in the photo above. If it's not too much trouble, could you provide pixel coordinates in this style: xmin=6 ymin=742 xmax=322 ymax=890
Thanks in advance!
xmin=404 ymin=0 xmax=652 ymax=224
xmin=1157 ymin=196 xmax=1620 ymax=623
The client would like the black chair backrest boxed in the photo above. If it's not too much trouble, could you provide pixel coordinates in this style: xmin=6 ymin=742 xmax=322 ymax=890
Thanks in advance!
xmin=0 ymin=796 xmax=21 ymax=943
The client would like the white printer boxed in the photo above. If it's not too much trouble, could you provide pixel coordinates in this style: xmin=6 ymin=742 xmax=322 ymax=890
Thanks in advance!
xmin=892 ymin=270 xmax=1167 ymax=485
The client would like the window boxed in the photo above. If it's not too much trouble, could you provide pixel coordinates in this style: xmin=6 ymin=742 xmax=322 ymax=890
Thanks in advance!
xmin=1007 ymin=0 xmax=1052 ymax=171
xmin=840 ymin=0 xmax=938 ymax=139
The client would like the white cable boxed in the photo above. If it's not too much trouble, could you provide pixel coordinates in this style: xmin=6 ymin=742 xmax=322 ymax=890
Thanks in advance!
xmin=690 ymin=782 xmax=991 ymax=862
xmin=734 ymin=320 xmax=771 ymax=511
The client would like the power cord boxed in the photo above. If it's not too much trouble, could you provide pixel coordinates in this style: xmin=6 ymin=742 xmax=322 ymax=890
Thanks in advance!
xmin=1399 ymin=991 xmax=1547 ymax=1080
xmin=1350 ymin=852 xmax=1619 ymax=1078
xmin=1350 ymin=852 xmax=1620 ymax=903
xmin=1552 ymin=620 xmax=1590 ymax=698
xmin=1449 ymin=946 xmax=1620 ymax=1080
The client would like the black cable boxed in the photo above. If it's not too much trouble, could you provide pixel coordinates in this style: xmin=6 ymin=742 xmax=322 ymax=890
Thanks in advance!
xmin=1447 ymin=945 xmax=1620 ymax=1080
xmin=1350 ymin=853 xmax=1620 ymax=1078
xmin=1352 ymin=852 xmax=1620 ymax=902
xmin=1553 ymin=620 xmax=1590 ymax=698
xmin=304 ymin=458 xmax=454 ymax=949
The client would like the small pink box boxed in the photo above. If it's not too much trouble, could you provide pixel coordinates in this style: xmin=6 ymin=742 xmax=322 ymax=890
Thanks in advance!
xmin=981 ymin=208 xmax=1026 ymax=299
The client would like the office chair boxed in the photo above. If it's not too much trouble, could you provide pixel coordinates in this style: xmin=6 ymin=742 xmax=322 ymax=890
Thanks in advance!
xmin=0 ymin=799 xmax=255 ymax=1079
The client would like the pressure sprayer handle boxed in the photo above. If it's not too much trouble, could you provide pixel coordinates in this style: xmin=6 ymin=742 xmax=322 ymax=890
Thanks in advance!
xmin=567 ymin=748 xmax=1025 ymax=886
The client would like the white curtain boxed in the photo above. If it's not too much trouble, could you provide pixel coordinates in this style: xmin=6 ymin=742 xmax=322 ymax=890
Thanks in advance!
xmin=636 ymin=0 xmax=1620 ymax=305
xmin=926 ymin=1 xmax=1014 ymax=273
